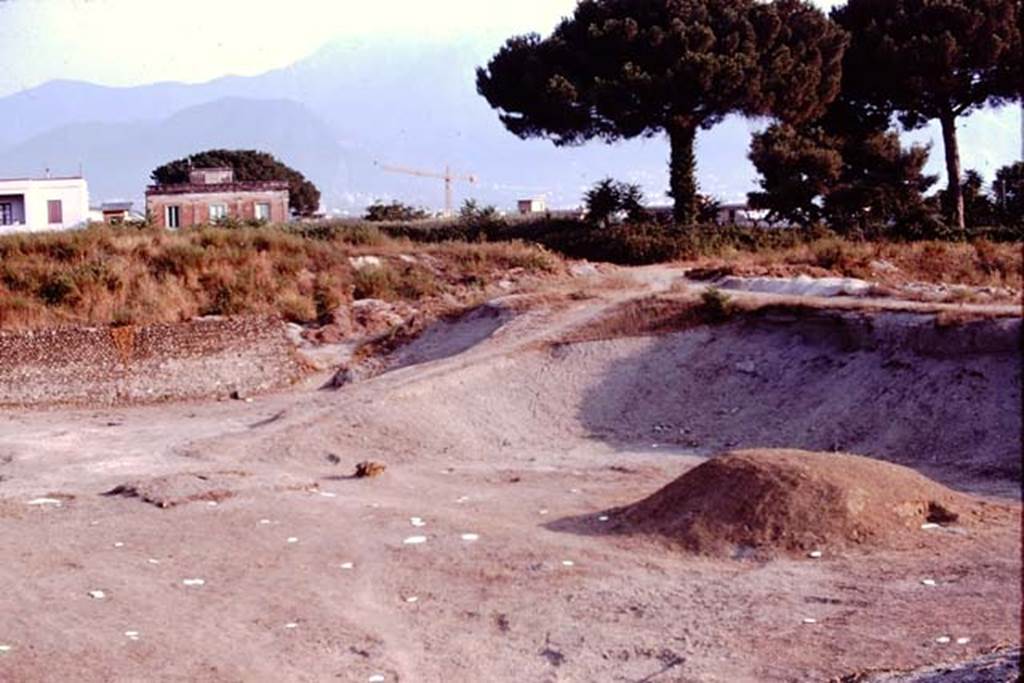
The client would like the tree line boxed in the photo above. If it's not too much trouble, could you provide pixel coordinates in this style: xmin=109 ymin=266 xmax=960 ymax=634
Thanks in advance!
xmin=477 ymin=0 xmax=1022 ymax=236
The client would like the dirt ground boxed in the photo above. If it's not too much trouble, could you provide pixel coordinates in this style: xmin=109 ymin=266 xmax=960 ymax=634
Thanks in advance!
xmin=0 ymin=266 xmax=1020 ymax=682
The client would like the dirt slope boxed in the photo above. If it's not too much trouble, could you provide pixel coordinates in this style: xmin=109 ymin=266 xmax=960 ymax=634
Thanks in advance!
xmin=609 ymin=449 xmax=1009 ymax=558
xmin=0 ymin=267 xmax=1019 ymax=682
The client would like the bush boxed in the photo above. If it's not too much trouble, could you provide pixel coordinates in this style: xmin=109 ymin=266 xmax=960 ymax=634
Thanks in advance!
xmin=699 ymin=287 xmax=734 ymax=322
xmin=583 ymin=178 xmax=648 ymax=226
xmin=364 ymin=201 xmax=429 ymax=222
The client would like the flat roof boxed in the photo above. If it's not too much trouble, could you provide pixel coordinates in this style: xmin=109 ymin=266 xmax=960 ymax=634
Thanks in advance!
xmin=0 ymin=176 xmax=85 ymax=182
xmin=146 ymin=180 xmax=289 ymax=196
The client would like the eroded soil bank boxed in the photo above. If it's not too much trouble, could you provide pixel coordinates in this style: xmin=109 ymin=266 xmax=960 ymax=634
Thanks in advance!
xmin=0 ymin=270 xmax=1019 ymax=681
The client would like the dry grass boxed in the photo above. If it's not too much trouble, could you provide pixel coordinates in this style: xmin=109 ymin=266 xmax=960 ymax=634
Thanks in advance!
xmin=0 ymin=225 xmax=561 ymax=330
xmin=685 ymin=238 xmax=1023 ymax=298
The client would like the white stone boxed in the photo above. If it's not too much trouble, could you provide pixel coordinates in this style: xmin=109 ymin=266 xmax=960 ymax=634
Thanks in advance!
xmin=403 ymin=536 xmax=427 ymax=545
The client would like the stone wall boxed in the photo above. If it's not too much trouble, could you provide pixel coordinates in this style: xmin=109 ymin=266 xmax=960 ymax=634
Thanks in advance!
xmin=0 ymin=317 xmax=308 ymax=407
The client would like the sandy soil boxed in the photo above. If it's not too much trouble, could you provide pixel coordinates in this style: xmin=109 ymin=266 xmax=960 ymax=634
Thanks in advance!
xmin=0 ymin=266 xmax=1019 ymax=682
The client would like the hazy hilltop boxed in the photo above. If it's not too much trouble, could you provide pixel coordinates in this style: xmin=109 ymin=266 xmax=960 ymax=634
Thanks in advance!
xmin=0 ymin=39 xmax=746 ymax=212
xmin=0 ymin=38 xmax=1014 ymax=212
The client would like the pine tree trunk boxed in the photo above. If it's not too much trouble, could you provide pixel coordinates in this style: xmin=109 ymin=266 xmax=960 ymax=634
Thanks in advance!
xmin=668 ymin=121 xmax=699 ymax=227
xmin=939 ymin=111 xmax=965 ymax=232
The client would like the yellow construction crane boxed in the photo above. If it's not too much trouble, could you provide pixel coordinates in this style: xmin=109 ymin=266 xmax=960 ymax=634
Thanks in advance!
xmin=375 ymin=162 xmax=478 ymax=217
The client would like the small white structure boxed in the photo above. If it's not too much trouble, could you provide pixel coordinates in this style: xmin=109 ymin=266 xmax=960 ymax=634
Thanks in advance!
xmin=716 ymin=202 xmax=770 ymax=227
xmin=517 ymin=198 xmax=547 ymax=215
xmin=0 ymin=176 xmax=90 ymax=235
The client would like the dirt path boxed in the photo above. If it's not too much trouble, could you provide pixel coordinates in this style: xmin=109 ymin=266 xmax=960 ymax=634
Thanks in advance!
xmin=0 ymin=267 xmax=1019 ymax=682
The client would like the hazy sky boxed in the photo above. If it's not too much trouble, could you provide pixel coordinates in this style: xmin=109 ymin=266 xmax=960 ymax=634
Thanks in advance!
xmin=0 ymin=0 xmax=850 ymax=96
xmin=0 ymin=0 xmax=1017 ymax=194
xmin=0 ymin=0 xmax=585 ymax=96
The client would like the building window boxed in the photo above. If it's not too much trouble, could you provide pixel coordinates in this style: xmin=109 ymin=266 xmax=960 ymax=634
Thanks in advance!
xmin=47 ymin=200 xmax=63 ymax=224
xmin=0 ymin=203 xmax=12 ymax=226
xmin=254 ymin=202 xmax=271 ymax=222
xmin=165 ymin=205 xmax=181 ymax=229
xmin=209 ymin=204 xmax=228 ymax=222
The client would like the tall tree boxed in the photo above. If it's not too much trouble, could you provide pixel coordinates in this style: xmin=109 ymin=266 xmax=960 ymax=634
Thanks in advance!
xmin=477 ymin=0 xmax=847 ymax=226
xmin=151 ymin=149 xmax=321 ymax=217
xmin=833 ymin=0 xmax=1023 ymax=232
xmin=993 ymin=161 xmax=1024 ymax=223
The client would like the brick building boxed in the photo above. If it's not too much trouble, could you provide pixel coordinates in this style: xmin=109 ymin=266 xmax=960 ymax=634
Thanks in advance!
xmin=145 ymin=167 xmax=289 ymax=228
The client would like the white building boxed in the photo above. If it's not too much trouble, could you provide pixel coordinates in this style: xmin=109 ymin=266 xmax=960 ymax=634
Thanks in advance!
xmin=517 ymin=198 xmax=547 ymax=215
xmin=0 ymin=176 xmax=91 ymax=235
xmin=716 ymin=202 xmax=771 ymax=227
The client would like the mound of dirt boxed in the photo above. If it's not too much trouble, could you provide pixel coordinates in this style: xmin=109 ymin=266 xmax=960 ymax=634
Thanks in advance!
xmin=613 ymin=449 xmax=1001 ymax=557
xmin=104 ymin=471 xmax=248 ymax=508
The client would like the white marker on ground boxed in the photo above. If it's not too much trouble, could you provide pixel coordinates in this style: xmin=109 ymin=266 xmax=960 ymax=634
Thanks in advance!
xmin=88 ymin=590 xmax=106 ymax=600
xmin=182 ymin=578 xmax=205 ymax=587
xmin=340 ymin=562 xmax=354 ymax=570
xmin=935 ymin=636 xmax=951 ymax=644
xmin=802 ymin=618 xmax=818 ymax=624
xmin=461 ymin=533 xmax=480 ymax=542
xmin=921 ymin=579 xmax=937 ymax=587
xmin=808 ymin=551 xmax=823 ymax=559
xmin=403 ymin=536 xmax=428 ymax=545
xmin=562 ymin=560 xmax=575 ymax=567
xmin=287 ymin=537 xmax=299 ymax=544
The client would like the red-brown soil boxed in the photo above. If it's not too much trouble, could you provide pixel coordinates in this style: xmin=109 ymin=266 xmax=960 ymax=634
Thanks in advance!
xmin=0 ymin=266 xmax=1018 ymax=682
xmin=611 ymin=449 xmax=1010 ymax=558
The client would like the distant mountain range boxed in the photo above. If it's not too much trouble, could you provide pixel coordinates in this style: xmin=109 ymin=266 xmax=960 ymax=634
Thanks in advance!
xmin=0 ymin=38 xmax=1016 ymax=213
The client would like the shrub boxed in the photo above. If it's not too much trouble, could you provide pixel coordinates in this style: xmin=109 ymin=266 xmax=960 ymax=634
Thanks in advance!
xmin=583 ymin=178 xmax=648 ymax=226
xmin=365 ymin=201 xmax=429 ymax=222
xmin=699 ymin=287 xmax=734 ymax=322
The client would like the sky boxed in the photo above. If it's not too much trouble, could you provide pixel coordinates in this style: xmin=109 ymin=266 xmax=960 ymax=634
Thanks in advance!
xmin=0 ymin=0 xmax=1018 ymax=199
xmin=0 ymin=0 xmax=585 ymax=96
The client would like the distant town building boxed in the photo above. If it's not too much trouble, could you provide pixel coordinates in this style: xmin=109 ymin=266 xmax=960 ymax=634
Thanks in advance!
xmin=715 ymin=203 xmax=770 ymax=227
xmin=97 ymin=201 xmax=137 ymax=224
xmin=145 ymin=167 xmax=289 ymax=228
xmin=0 ymin=176 xmax=90 ymax=235
xmin=517 ymin=198 xmax=547 ymax=215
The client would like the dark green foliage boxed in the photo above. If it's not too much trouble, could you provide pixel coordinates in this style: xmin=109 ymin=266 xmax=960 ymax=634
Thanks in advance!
xmin=150 ymin=149 xmax=321 ymax=217
xmin=364 ymin=201 xmax=428 ymax=222
xmin=833 ymin=0 xmax=1023 ymax=230
xmin=749 ymin=124 xmax=843 ymax=227
xmin=459 ymin=200 xmax=500 ymax=223
xmin=583 ymin=178 xmax=648 ymax=227
xmin=699 ymin=287 xmax=735 ymax=322
xmin=477 ymin=0 xmax=847 ymax=226
xmin=993 ymin=162 xmax=1024 ymax=225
